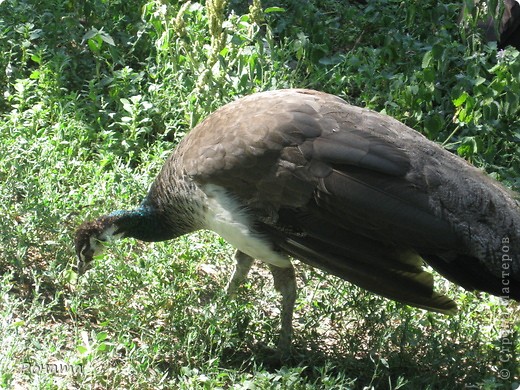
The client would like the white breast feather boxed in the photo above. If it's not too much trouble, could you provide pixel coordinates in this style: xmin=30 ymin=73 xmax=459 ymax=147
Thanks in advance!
xmin=203 ymin=184 xmax=291 ymax=268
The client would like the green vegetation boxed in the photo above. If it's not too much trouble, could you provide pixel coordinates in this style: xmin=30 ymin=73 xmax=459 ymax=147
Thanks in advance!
xmin=0 ymin=0 xmax=519 ymax=388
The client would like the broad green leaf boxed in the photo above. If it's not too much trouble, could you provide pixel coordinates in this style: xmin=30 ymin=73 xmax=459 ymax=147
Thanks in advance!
xmin=264 ymin=7 xmax=285 ymax=13
xmin=424 ymin=114 xmax=443 ymax=137
xmin=96 ymin=331 xmax=108 ymax=342
xmin=82 ymin=28 xmax=99 ymax=42
xmin=453 ymin=92 xmax=468 ymax=107
xmin=99 ymin=31 xmax=115 ymax=46
xmin=421 ymin=51 xmax=432 ymax=69
xmin=431 ymin=44 xmax=443 ymax=60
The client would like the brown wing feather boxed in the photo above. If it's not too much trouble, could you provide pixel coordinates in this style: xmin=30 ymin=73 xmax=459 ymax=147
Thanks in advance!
xmin=174 ymin=89 xmax=520 ymax=305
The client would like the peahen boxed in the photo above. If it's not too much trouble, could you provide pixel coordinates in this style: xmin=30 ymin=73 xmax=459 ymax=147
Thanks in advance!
xmin=465 ymin=0 xmax=520 ymax=50
xmin=75 ymin=89 xmax=520 ymax=351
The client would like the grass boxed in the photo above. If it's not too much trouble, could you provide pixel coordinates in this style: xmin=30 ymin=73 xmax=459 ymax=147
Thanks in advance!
xmin=0 ymin=0 xmax=519 ymax=388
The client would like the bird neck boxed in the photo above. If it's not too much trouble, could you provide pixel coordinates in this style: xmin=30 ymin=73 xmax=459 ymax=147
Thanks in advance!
xmin=109 ymin=207 xmax=182 ymax=242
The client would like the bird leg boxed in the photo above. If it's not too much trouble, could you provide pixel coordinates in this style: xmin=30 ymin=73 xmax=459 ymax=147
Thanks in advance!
xmin=227 ymin=250 xmax=297 ymax=352
xmin=268 ymin=263 xmax=297 ymax=353
xmin=226 ymin=250 xmax=255 ymax=296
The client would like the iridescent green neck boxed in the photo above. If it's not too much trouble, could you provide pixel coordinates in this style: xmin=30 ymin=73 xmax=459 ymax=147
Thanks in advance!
xmin=109 ymin=207 xmax=179 ymax=242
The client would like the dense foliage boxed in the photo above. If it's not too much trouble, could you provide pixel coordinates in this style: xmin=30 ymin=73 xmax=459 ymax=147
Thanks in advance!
xmin=0 ymin=0 xmax=518 ymax=388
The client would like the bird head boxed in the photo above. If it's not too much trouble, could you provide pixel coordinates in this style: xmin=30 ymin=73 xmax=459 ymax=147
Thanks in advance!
xmin=74 ymin=215 xmax=123 ymax=275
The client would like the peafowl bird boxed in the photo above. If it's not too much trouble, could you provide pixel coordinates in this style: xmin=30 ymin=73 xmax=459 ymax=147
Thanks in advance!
xmin=465 ymin=0 xmax=520 ymax=50
xmin=489 ymin=0 xmax=520 ymax=49
xmin=75 ymin=89 xmax=520 ymax=352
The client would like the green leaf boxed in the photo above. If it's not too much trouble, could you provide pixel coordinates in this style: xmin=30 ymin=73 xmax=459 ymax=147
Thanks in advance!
xmin=424 ymin=114 xmax=443 ymax=137
xmin=505 ymin=92 xmax=519 ymax=116
xmin=29 ymin=29 xmax=43 ymax=40
xmin=458 ymin=136 xmax=478 ymax=157
xmin=423 ymin=68 xmax=435 ymax=83
xmin=87 ymin=36 xmax=103 ymax=53
xmin=99 ymin=31 xmax=115 ymax=46
xmin=31 ymin=54 xmax=42 ymax=64
xmin=473 ymin=76 xmax=486 ymax=86
xmin=421 ymin=51 xmax=432 ymax=69
xmin=83 ymin=28 xmax=115 ymax=52
xmin=431 ymin=44 xmax=443 ymax=60
xmin=96 ymin=331 xmax=108 ymax=342
xmin=408 ymin=84 xmax=419 ymax=95
xmin=82 ymin=28 xmax=100 ymax=42
xmin=483 ymin=100 xmax=500 ymax=120
xmin=453 ymin=92 xmax=468 ymax=107
xmin=264 ymin=7 xmax=285 ymax=13
xmin=129 ymin=95 xmax=142 ymax=104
